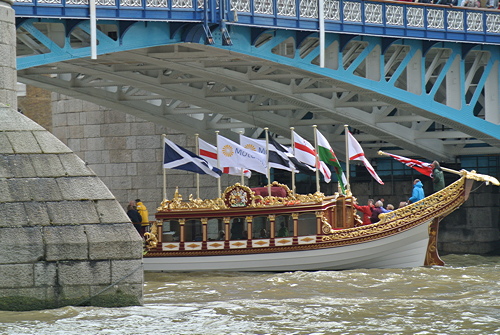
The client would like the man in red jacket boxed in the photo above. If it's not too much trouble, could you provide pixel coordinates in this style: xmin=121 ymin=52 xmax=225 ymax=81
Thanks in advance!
xmin=354 ymin=199 xmax=374 ymax=225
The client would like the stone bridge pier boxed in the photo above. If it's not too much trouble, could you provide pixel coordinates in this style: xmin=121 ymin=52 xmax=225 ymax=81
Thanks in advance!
xmin=0 ymin=0 xmax=143 ymax=311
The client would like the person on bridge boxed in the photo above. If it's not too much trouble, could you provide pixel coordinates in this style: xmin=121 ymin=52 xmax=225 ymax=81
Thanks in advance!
xmin=431 ymin=161 xmax=445 ymax=192
xmin=408 ymin=179 xmax=425 ymax=204
xmin=354 ymin=199 xmax=374 ymax=225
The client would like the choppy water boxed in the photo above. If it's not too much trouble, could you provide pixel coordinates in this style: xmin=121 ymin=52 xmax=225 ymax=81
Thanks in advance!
xmin=0 ymin=254 xmax=499 ymax=335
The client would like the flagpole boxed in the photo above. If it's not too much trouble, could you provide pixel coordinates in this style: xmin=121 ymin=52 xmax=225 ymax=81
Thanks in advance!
xmin=290 ymin=127 xmax=296 ymax=196
xmin=265 ymin=128 xmax=271 ymax=196
xmin=215 ymin=131 xmax=222 ymax=196
xmin=239 ymin=131 xmax=245 ymax=186
xmin=313 ymin=125 xmax=320 ymax=193
xmin=162 ymin=134 xmax=167 ymax=200
xmin=195 ymin=133 xmax=200 ymax=199
xmin=344 ymin=125 xmax=350 ymax=191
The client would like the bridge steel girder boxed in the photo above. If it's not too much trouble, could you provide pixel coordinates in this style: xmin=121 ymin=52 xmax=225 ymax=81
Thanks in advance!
xmin=16 ymin=20 xmax=500 ymax=162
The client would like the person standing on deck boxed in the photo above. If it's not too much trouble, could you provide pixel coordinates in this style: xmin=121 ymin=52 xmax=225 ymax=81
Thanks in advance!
xmin=354 ymin=199 xmax=374 ymax=225
xmin=431 ymin=161 xmax=445 ymax=192
xmin=408 ymin=179 xmax=425 ymax=204
xmin=135 ymin=199 xmax=149 ymax=237
xmin=126 ymin=201 xmax=142 ymax=235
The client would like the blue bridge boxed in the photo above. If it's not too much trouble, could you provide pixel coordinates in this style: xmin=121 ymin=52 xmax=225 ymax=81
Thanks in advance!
xmin=13 ymin=0 xmax=500 ymax=163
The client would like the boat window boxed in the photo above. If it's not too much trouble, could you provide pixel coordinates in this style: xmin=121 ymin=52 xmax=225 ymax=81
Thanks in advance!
xmin=297 ymin=213 xmax=316 ymax=236
xmin=207 ymin=218 xmax=224 ymax=241
xmin=162 ymin=219 xmax=180 ymax=242
xmin=275 ymin=215 xmax=292 ymax=237
xmin=185 ymin=219 xmax=202 ymax=242
xmin=252 ymin=216 xmax=270 ymax=238
xmin=230 ymin=217 xmax=246 ymax=240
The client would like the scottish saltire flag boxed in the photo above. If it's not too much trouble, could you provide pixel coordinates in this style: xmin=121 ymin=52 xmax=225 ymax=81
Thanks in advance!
xmin=384 ymin=152 xmax=433 ymax=177
xmin=240 ymin=134 xmax=295 ymax=172
xmin=217 ymin=135 xmax=267 ymax=175
xmin=347 ymin=132 xmax=384 ymax=185
xmin=163 ymin=137 xmax=222 ymax=178
xmin=198 ymin=138 xmax=252 ymax=178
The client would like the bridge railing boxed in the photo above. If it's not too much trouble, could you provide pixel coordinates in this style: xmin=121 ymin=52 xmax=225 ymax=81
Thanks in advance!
xmin=13 ymin=0 xmax=500 ymax=44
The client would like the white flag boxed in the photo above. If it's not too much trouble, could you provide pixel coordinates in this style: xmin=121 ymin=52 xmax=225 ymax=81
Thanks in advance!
xmin=217 ymin=135 xmax=267 ymax=175
xmin=292 ymin=131 xmax=317 ymax=169
xmin=198 ymin=138 xmax=251 ymax=178
xmin=347 ymin=132 xmax=384 ymax=185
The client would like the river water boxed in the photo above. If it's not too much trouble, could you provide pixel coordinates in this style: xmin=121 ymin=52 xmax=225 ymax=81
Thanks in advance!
xmin=0 ymin=254 xmax=498 ymax=335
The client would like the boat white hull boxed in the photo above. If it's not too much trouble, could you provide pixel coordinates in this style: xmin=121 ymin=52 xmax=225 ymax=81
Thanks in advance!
xmin=143 ymin=218 xmax=431 ymax=272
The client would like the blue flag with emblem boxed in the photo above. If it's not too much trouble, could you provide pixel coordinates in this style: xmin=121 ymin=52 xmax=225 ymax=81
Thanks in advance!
xmin=163 ymin=137 xmax=222 ymax=178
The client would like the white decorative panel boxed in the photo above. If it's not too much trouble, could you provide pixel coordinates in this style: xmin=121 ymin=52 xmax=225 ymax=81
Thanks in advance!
xmin=121 ymin=0 xmax=142 ymax=6
xmin=447 ymin=11 xmax=464 ymax=31
xmin=231 ymin=0 xmax=250 ymax=12
xmin=255 ymin=0 xmax=273 ymax=14
xmin=229 ymin=240 xmax=248 ymax=249
xmin=172 ymin=0 xmax=192 ymax=8
xmin=407 ymin=7 xmax=424 ymax=28
xmin=365 ymin=3 xmax=383 ymax=24
xmin=324 ymin=0 xmax=340 ymax=20
xmin=184 ymin=242 xmax=203 ymax=251
xmin=277 ymin=0 xmax=296 ymax=16
xmin=343 ymin=1 xmax=361 ymax=22
xmin=207 ymin=241 xmax=225 ymax=250
xmin=298 ymin=235 xmax=317 ymax=244
xmin=274 ymin=237 xmax=293 ymax=246
xmin=300 ymin=0 xmax=318 ymax=19
xmin=486 ymin=13 xmax=500 ymax=33
xmin=252 ymin=239 xmax=271 ymax=248
xmin=162 ymin=242 xmax=180 ymax=251
xmin=386 ymin=5 xmax=404 ymax=26
xmin=467 ymin=12 xmax=483 ymax=32
xmin=427 ymin=9 xmax=444 ymax=29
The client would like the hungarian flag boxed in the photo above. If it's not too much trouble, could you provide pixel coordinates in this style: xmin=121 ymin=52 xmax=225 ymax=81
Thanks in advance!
xmin=315 ymin=128 xmax=346 ymax=193
xmin=385 ymin=152 xmax=433 ymax=177
xmin=347 ymin=132 xmax=384 ymax=185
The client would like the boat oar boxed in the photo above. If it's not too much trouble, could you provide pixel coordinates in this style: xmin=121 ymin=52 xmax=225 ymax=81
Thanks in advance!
xmin=377 ymin=150 xmax=500 ymax=186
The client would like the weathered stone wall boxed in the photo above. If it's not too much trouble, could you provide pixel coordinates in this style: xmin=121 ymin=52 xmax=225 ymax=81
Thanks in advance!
xmin=0 ymin=0 xmax=17 ymax=110
xmin=50 ymin=93 xmax=242 ymax=220
xmin=0 ymin=106 xmax=143 ymax=311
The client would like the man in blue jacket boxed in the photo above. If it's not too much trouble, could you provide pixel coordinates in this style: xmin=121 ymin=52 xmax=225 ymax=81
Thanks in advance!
xmin=408 ymin=179 xmax=425 ymax=203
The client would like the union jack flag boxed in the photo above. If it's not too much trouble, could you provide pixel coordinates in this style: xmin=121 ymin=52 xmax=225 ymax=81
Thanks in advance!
xmin=386 ymin=152 xmax=433 ymax=177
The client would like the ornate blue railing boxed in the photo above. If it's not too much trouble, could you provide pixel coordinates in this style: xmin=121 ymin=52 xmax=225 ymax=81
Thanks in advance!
xmin=12 ymin=0 xmax=500 ymax=44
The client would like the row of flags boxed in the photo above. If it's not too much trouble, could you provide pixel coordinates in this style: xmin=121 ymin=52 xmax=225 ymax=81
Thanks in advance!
xmin=162 ymin=127 xmax=436 ymax=193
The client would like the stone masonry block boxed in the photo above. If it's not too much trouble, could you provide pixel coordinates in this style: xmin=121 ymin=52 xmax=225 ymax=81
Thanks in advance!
xmin=85 ymin=223 xmax=143 ymax=260
xmin=95 ymin=199 xmax=131 ymax=224
xmin=111 ymin=259 xmax=143 ymax=285
xmin=105 ymin=163 xmax=127 ymax=177
xmin=46 ymin=200 xmax=100 ymax=225
xmin=57 ymin=176 xmax=115 ymax=201
xmin=2 ymin=154 xmax=36 ymax=178
xmin=86 ymin=137 xmax=105 ymax=151
xmin=0 ymin=133 xmax=13 ymax=154
xmin=466 ymin=207 xmax=497 ymax=228
xmin=58 ymin=260 xmax=111 ymax=286
xmin=132 ymin=175 xmax=157 ymax=189
xmin=24 ymin=201 xmax=51 ymax=226
xmin=43 ymin=225 xmax=89 ymax=261
xmin=58 ymin=284 xmax=91 ymax=301
xmin=34 ymin=262 xmax=57 ymax=286
xmin=0 ymin=264 xmax=34 ymax=289
xmin=131 ymin=149 xmax=156 ymax=162
xmin=102 ymin=123 xmax=130 ymax=137
xmin=109 ymin=149 xmax=132 ymax=163
xmin=136 ymin=135 xmax=159 ymax=149
xmin=130 ymin=122 xmax=155 ymax=136
xmin=6 ymin=131 xmax=42 ymax=154
xmin=0 ymin=202 xmax=29 ymax=227
xmin=30 ymin=154 xmax=67 ymax=177
xmin=83 ymin=124 xmax=101 ymax=138
xmin=104 ymin=136 xmax=126 ymax=150
xmin=8 ymin=178 xmax=62 ymax=202
xmin=85 ymin=111 xmax=105 ymax=125
xmin=58 ymin=153 xmax=95 ymax=177
xmin=32 ymin=131 xmax=73 ymax=154
xmin=0 ymin=227 xmax=44 ymax=263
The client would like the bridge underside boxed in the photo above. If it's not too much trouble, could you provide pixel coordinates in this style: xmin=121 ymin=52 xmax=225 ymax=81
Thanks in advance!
xmin=16 ymin=21 xmax=500 ymax=162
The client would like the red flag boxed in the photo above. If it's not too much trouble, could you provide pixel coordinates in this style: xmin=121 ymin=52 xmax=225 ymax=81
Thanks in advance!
xmin=385 ymin=152 xmax=433 ymax=177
